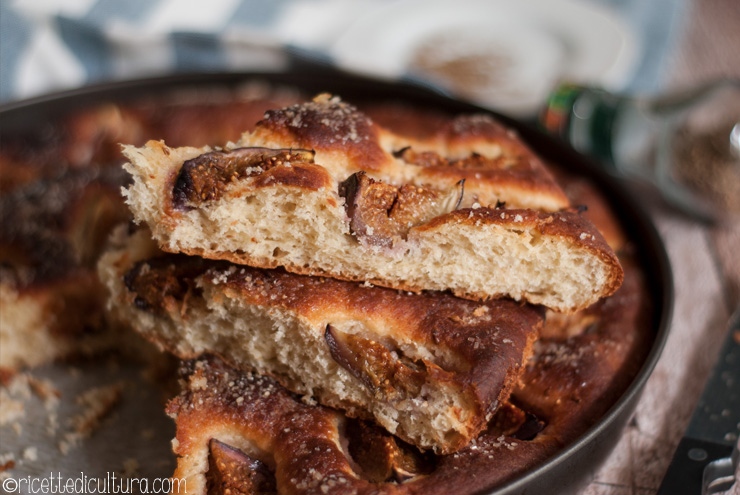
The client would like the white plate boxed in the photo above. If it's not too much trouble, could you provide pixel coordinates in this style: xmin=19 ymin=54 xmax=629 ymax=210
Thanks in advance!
xmin=329 ymin=0 xmax=638 ymax=116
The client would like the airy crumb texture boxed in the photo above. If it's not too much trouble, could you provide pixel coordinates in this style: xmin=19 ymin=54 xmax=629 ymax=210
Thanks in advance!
xmin=122 ymin=95 xmax=623 ymax=313
xmin=100 ymin=228 xmax=543 ymax=454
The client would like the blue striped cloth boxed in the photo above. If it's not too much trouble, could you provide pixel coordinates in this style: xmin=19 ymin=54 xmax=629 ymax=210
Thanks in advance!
xmin=0 ymin=0 xmax=688 ymax=104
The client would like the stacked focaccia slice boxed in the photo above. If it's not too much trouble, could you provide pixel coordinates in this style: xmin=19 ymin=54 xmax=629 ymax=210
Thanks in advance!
xmin=166 ymin=257 xmax=648 ymax=495
xmin=122 ymin=94 xmax=622 ymax=314
xmin=100 ymin=227 xmax=543 ymax=454
xmin=105 ymin=94 xmax=623 ymax=462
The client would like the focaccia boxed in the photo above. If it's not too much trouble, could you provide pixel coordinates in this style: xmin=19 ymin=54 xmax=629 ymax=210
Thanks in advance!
xmin=167 ymin=355 xmax=559 ymax=495
xmin=99 ymin=227 xmax=543 ymax=453
xmin=0 ymin=166 xmax=130 ymax=370
xmin=167 ymin=271 xmax=648 ymax=495
xmin=122 ymin=94 xmax=623 ymax=313
xmin=164 ymin=250 xmax=651 ymax=495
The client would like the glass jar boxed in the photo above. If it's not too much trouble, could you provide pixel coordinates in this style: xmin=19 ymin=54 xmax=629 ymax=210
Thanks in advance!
xmin=540 ymin=79 xmax=740 ymax=222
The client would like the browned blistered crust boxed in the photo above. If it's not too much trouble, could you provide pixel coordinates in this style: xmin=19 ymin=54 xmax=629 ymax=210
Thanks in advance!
xmin=364 ymin=100 xmax=628 ymax=252
xmin=554 ymin=170 xmax=628 ymax=252
xmin=254 ymin=95 xmax=390 ymax=173
xmin=242 ymin=97 xmax=567 ymax=217
xmin=120 ymin=248 xmax=543 ymax=453
xmin=407 ymin=115 xmax=570 ymax=206
xmin=250 ymin=96 xmax=569 ymax=209
xmin=167 ymin=253 xmax=651 ymax=494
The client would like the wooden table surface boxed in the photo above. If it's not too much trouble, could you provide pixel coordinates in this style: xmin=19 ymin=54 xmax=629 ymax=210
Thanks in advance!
xmin=583 ymin=1 xmax=740 ymax=493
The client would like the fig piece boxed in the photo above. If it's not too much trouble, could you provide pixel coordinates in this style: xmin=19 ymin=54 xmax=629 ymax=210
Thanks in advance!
xmin=339 ymin=171 xmax=464 ymax=247
xmin=123 ymin=255 xmax=209 ymax=314
xmin=173 ymin=147 xmax=315 ymax=209
xmin=513 ymin=411 xmax=547 ymax=441
xmin=345 ymin=419 xmax=435 ymax=483
xmin=395 ymin=147 xmax=501 ymax=170
xmin=324 ymin=325 xmax=427 ymax=399
xmin=490 ymin=402 xmax=547 ymax=441
xmin=206 ymin=439 xmax=276 ymax=495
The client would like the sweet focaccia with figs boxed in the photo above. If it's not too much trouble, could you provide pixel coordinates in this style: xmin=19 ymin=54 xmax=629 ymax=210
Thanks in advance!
xmin=122 ymin=94 xmax=623 ymax=313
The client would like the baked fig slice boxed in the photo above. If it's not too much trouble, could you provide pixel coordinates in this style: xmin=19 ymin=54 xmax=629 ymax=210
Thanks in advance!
xmin=206 ymin=439 xmax=276 ymax=495
xmin=345 ymin=419 xmax=435 ymax=483
xmin=340 ymin=171 xmax=464 ymax=247
xmin=325 ymin=324 xmax=428 ymax=399
xmin=173 ymin=147 xmax=315 ymax=208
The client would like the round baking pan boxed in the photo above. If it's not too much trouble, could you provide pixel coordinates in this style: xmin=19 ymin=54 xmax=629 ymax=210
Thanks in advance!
xmin=0 ymin=67 xmax=673 ymax=494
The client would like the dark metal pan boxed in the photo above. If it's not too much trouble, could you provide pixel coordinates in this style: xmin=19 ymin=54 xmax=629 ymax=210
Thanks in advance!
xmin=0 ymin=68 xmax=673 ymax=494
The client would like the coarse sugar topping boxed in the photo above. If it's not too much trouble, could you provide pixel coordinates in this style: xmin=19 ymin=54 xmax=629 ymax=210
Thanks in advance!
xmin=262 ymin=94 xmax=377 ymax=147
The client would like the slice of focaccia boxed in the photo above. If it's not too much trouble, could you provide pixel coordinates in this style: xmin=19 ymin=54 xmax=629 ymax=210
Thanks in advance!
xmin=99 ymin=228 xmax=543 ymax=454
xmin=122 ymin=94 xmax=623 ymax=313
xmin=0 ymin=166 xmax=130 ymax=371
xmin=167 ymin=355 xmax=561 ymax=495
xmin=164 ymin=254 xmax=651 ymax=495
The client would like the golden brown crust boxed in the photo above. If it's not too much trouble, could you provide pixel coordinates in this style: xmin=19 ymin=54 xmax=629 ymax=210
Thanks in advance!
xmin=254 ymin=94 xmax=390 ymax=173
xmin=169 ymin=252 xmax=652 ymax=494
xmin=556 ymin=171 xmax=628 ymax=251
xmin=252 ymin=98 xmax=568 ymax=212
xmin=406 ymin=115 xmax=570 ymax=208
xmin=241 ymin=95 xmax=571 ymax=213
